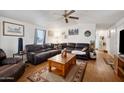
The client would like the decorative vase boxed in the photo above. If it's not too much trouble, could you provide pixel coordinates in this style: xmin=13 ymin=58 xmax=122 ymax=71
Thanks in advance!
xmin=61 ymin=48 xmax=67 ymax=57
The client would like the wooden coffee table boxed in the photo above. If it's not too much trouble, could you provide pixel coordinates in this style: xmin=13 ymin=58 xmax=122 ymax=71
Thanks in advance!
xmin=48 ymin=53 xmax=76 ymax=77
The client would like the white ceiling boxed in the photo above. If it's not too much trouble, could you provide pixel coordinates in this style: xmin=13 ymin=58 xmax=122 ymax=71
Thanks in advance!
xmin=0 ymin=10 xmax=124 ymax=29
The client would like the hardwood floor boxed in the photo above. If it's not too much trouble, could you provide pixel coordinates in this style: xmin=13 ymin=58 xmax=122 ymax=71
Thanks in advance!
xmin=83 ymin=51 xmax=123 ymax=82
xmin=17 ymin=62 xmax=48 ymax=82
xmin=18 ymin=51 xmax=124 ymax=82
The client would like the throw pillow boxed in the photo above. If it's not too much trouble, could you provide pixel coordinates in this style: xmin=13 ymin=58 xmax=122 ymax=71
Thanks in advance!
xmin=82 ymin=47 xmax=88 ymax=52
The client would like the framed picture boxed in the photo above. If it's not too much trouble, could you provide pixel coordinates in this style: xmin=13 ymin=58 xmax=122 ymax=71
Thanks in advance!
xmin=3 ymin=21 xmax=24 ymax=37
xmin=68 ymin=28 xmax=79 ymax=35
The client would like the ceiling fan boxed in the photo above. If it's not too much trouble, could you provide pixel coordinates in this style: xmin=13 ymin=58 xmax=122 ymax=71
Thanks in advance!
xmin=63 ymin=10 xmax=79 ymax=23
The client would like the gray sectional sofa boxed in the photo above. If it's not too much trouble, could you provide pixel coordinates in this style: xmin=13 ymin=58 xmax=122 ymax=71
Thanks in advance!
xmin=58 ymin=43 xmax=90 ymax=59
xmin=26 ymin=43 xmax=90 ymax=65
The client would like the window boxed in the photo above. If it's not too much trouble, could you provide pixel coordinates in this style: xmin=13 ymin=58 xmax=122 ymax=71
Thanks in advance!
xmin=34 ymin=29 xmax=46 ymax=44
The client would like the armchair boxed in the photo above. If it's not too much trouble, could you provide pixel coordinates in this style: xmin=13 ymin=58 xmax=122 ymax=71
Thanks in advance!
xmin=0 ymin=49 xmax=25 ymax=82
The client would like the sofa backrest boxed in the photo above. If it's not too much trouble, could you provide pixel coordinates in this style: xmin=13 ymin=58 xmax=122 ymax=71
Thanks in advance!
xmin=75 ymin=43 xmax=89 ymax=50
xmin=66 ymin=43 xmax=76 ymax=49
xmin=61 ymin=43 xmax=67 ymax=49
xmin=25 ymin=43 xmax=90 ymax=52
xmin=25 ymin=44 xmax=55 ymax=52
xmin=57 ymin=43 xmax=89 ymax=50
xmin=25 ymin=45 xmax=43 ymax=52
xmin=43 ymin=43 xmax=54 ymax=49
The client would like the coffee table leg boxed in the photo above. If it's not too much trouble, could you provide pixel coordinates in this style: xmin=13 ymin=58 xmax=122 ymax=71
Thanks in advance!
xmin=62 ymin=65 xmax=66 ymax=78
xmin=74 ymin=57 xmax=76 ymax=64
xmin=48 ymin=61 xmax=51 ymax=72
xmin=72 ymin=56 xmax=76 ymax=65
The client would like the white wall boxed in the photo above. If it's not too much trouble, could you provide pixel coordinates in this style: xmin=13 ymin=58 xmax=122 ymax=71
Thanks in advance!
xmin=46 ymin=24 xmax=96 ymax=44
xmin=107 ymin=17 xmax=124 ymax=56
xmin=108 ymin=28 xmax=117 ymax=56
xmin=0 ymin=16 xmax=44 ymax=57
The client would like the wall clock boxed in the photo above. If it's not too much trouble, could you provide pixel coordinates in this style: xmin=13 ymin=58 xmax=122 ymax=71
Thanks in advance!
xmin=84 ymin=30 xmax=91 ymax=37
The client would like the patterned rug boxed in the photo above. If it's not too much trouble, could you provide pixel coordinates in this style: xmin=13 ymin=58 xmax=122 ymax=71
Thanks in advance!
xmin=27 ymin=62 xmax=87 ymax=82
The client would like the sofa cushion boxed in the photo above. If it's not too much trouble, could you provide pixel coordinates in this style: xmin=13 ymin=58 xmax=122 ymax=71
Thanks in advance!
xmin=34 ymin=49 xmax=46 ymax=53
xmin=0 ymin=62 xmax=25 ymax=81
xmin=28 ymin=49 xmax=61 ymax=65
xmin=82 ymin=47 xmax=88 ymax=52
xmin=48 ymin=50 xmax=61 ymax=57
xmin=34 ymin=48 xmax=52 ymax=53
xmin=66 ymin=43 xmax=75 ymax=50
xmin=66 ymin=49 xmax=72 ymax=53
xmin=45 ymin=48 xmax=53 ymax=51
xmin=67 ymin=43 xmax=76 ymax=48
xmin=34 ymin=52 xmax=50 ymax=64
xmin=43 ymin=43 xmax=54 ymax=49
xmin=61 ymin=43 xmax=67 ymax=49
xmin=2 ymin=58 xmax=21 ymax=65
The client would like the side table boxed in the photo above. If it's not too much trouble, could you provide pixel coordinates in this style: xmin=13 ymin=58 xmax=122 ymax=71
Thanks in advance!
xmin=13 ymin=52 xmax=26 ymax=61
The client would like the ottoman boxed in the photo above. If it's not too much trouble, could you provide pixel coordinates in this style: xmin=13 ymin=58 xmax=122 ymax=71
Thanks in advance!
xmin=71 ymin=50 xmax=89 ymax=60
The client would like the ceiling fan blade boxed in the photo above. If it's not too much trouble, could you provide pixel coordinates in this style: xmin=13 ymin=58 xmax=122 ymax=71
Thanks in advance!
xmin=65 ymin=10 xmax=68 ymax=14
xmin=65 ymin=18 xmax=68 ymax=23
xmin=63 ymin=10 xmax=68 ymax=17
xmin=65 ymin=10 xmax=75 ymax=17
xmin=69 ymin=16 xmax=79 ymax=20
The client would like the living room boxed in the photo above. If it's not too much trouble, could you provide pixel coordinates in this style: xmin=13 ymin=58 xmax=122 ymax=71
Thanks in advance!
xmin=0 ymin=10 xmax=124 ymax=82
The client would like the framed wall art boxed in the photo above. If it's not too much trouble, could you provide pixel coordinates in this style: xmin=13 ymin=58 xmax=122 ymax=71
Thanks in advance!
xmin=84 ymin=30 xmax=91 ymax=37
xmin=3 ymin=21 xmax=24 ymax=37
xmin=68 ymin=28 xmax=79 ymax=35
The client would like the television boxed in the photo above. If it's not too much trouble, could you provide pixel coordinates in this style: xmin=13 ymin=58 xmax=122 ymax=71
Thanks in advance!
xmin=119 ymin=30 xmax=124 ymax=54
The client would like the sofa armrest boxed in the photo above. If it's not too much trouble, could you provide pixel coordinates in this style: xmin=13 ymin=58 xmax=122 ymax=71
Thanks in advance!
xmin=0 ymin=62 xmax=25 ymax=82
xmin=26 ymin=52 xmax=36 ymax=62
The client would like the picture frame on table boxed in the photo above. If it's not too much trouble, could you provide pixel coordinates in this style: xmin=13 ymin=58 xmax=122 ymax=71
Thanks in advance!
xmin=3 ymin=21 xmax=24 ymax=37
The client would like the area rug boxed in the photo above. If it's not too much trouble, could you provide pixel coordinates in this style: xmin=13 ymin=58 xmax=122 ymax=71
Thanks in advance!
xmin=27 ymin=62 xmax=87 ymax=82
